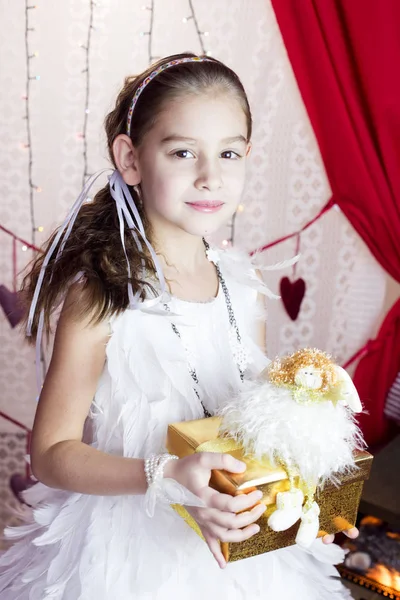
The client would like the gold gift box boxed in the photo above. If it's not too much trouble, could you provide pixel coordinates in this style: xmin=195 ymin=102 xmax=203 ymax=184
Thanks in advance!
xmin=166 ymin=416 xmax=373 ymax=563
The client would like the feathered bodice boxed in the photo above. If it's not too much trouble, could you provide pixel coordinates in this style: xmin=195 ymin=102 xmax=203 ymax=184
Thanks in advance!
xmin=86 ymin=247 xmax=270 ymax=459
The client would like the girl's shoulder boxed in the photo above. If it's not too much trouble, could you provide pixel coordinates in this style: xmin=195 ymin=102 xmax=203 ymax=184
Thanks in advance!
xmin=59 ymin=281 xmax=111 ymax=342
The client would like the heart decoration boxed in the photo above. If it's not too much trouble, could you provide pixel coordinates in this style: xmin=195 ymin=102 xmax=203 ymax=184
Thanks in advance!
xmin=0 ymin=284 xmax=25 ymax=328
xmin=280 ymin=276 xmax=306 ymax=321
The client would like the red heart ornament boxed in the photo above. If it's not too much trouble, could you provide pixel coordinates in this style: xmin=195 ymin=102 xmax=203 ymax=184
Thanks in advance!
xmin=280 ymin=277 xmax=306 ymax=321
xmin=0 ymin=284 xmax=25 ymax=328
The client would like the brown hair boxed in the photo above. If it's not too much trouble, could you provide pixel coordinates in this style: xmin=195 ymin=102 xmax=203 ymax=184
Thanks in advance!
xmin=22 ymin=52 xmax=252 ymax=341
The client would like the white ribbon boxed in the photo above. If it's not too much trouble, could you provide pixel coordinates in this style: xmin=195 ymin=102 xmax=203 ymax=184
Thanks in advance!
xmin=28 ymin=169 xmax=170 ymax=395
xmin=144 ymin=478 xmax=206 ymax=518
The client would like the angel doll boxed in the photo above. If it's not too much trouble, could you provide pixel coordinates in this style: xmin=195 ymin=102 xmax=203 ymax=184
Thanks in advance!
xmin=220 ymin=348 xmax=365 ymax=548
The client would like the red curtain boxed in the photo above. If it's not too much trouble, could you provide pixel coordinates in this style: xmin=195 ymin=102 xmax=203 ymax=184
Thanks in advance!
xmin=270 ymin=0 xmax=400 ymax=446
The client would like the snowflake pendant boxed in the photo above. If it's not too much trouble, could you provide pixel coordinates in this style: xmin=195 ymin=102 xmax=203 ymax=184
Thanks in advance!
xmin=228 ymin=326 xmax=252 ymax=372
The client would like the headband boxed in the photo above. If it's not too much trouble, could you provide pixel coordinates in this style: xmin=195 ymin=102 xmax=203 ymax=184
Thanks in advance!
xmin=126 ymin=56 xmax=214 ymax=136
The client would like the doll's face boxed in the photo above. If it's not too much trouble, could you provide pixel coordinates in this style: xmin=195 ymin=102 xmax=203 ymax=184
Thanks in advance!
xmin=294 ymin=367 xmax=323 ymax=390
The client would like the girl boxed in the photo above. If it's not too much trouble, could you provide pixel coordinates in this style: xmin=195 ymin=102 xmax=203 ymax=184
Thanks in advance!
xmin=0 ymin=53 xmax=356 ymax=599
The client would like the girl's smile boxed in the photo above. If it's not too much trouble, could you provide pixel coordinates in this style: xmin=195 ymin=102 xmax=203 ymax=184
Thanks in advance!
xmin=185 ymin=200 xmax=225 ymax=212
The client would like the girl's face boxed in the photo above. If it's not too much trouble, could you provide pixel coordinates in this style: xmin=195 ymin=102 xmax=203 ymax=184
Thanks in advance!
xmin=136 ymin=93 xmax=250 ymax=239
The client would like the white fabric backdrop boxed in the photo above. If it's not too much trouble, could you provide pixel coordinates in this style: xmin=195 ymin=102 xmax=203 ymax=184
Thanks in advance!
xmin=0 ymin=0 xmax=386 ymax=433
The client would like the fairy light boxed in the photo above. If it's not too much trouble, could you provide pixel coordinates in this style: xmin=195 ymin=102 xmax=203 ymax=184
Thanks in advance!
xmin=20 ymin=1 xmax=47 ymax=385
xmin=22 ymin=1 xmax=42 ymax=247
xmin=183 ymin=0 xmax=211 ymax=55
xmin=237 ymin=204 xmax=245 ymax=213
xmin=79 ymin=0 xmax=97 ymax=186
xmin=140 ymin=0 xmax=155 ymax=63
xmin=229 ymin=211 xmax=237 ymax=246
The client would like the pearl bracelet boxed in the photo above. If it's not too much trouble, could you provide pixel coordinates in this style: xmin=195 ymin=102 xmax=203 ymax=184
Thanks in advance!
xmin=144 ymin=453 xmax=179 ymax=504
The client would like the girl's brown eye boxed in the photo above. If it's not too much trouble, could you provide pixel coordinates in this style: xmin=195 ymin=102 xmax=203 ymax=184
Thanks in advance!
xmin=221 ymin=151 xmax=240 ymax=159
xmin=173 ymin=150 xmax=194 ymax=159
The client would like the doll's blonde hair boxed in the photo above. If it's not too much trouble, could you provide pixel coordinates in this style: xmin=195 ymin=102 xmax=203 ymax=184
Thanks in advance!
xmin=268 ymin=348 xmax=338 ymax=393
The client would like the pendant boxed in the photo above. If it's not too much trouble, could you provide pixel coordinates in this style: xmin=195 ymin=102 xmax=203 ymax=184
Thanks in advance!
xmin=228 ymin=326 xmax=252 ymax=372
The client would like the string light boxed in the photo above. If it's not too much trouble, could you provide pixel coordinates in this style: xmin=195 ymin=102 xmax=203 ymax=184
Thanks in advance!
xmin=183 ymin=0 xmax=211 ymax=55
xmin=228 ymin=211 xmax=237 ymax=246
xmin=21 ymin=0 xmax=47 ymax=384
xmin=22 ymin=0 xmax=41 ymax=247
xmin=140 ymin=0 xmax=155 ymax=63
xmin=237 ymin=204 xmax=245 ymax=213
xmin=79 ymin=0 xmax=96 ymax=186
xmin=37 ymin=226 xmax=44 ymax=232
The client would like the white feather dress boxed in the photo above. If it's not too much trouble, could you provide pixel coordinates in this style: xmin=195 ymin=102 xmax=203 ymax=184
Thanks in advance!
xmin=0 ymin=248 xmax=352 ymax=599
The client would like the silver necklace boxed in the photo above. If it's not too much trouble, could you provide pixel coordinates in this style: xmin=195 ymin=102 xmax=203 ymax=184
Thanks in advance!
xmin=163 ymin=239 xmax=245 ymax=418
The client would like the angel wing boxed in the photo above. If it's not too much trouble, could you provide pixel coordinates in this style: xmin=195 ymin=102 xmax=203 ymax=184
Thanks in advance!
xmin=333 ymin=365 xmax=363 ymax=413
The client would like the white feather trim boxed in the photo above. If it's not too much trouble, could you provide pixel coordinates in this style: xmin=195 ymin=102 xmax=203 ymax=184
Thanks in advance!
xmin=305 ymin=538 xmax=348 ymax=565
xmin=212 ymin=246 xmax=301 ymax=300
xmin=215 ymin=247 xmax=281 ymax=299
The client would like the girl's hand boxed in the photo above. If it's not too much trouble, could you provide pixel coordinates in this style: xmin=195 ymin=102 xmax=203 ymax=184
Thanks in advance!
xmin=164 ymin=453 xmax=266 ymax=569
xmin=323 ymin=527 xmax=359 ymax=545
